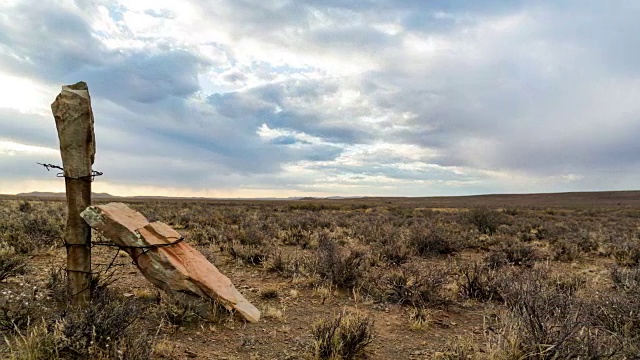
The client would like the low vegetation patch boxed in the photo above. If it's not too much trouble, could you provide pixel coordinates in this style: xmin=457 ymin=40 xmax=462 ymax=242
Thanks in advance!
xmin=2 ymin=197 xmax=640 ymax=358
xmin=311 ymin=311 xmax=375 ymax=360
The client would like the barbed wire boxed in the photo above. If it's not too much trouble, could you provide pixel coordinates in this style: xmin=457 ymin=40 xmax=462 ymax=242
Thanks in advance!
xmin=92 ymin=237 xmax=185 ymax=265
xmin=63 ymin=237 xmax=185 ymax=297
xmin=37 ymin=160 xmax=185 ymax=298
xmin=64 ymin=237 xmax=185 ymax=265
xmin=38 ymin=162 xmax=103 ymax=182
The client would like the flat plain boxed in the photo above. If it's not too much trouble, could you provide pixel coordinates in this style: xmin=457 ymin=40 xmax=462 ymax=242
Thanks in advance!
xmin=1 ymin=191 xmax=639 ymax=359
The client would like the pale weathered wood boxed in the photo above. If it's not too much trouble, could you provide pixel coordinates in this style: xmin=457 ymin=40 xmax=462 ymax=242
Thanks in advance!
xmin=51 ymin=81 xmax=95 ymax=306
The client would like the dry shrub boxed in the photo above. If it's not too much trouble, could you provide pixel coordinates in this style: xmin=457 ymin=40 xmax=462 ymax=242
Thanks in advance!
xmin=485 ymin=239 xmax=541 ymax=269
xmin=188 ymin=225 xmax=218 ymax=245
xmin=260 ymin=287 xmax=279 ymax=300
xmin=281 ymin=226 xmax=312 ymax=247
xmin=0 ymin=252 xmax=28 ymax=282
xmin=594 ymin=266 xmax=640 ymax=354
xmin=376 ymin=237 xmax=412 ymax=266
xmin=488 ymin=267 xmax=616 ymax=359
xmin=465 ymin=207 xmax=503 ymax=235
xmin=591 ymin=299 xmax=640 ymax=357
xmin=0 ymin=283 xmax=47 ymax=333
xmin=311 ymin=311 xmax=374 ymax=359
xmin=458 ymin=262 xmax=503 ymax=302
xmin=357 ymin=221 xmax=395 ymax=245
xmin=228 ymin=244 xmax=269 ymax=265
xmin=548 ymin=228 xmax=598 ymax=262
xmin=7 ymin=322 xmax=154 ymax=360
xmin=17 ymin=201 xmax=33 ymax=213
xmin=44 ymin=267 xmax=68 ymax=305
xmin=549 ymin=272 xmax=586 ymax=298
xmin=408 ymin=224 xmax=460 ymax=256
xmin=375 ymin=264 xmax=449 ymax=308
xmin=314 ymin=237 xmax=368 ymax=290
xmin=237 ymin=223 xmax=272 ymax=246
xmin=159 ymin=298 xmax=202 ymax=327
xmin=612 ymin=238 xmax=640 ymax=267
xmin=550 ymin=238 xmax=583 ymax=262
xmin=159 ymin=295 xmax=231 ymax=326
xmin=6 ymin=289 xmax=154 ymax=360
xmin=438 ymin=336 xmax=482 ymax=359
xmin=6 ymin=321 xmax=60 ymax=360
xmin=0 ymin=214 xmax=62 ymax=254
xmin=610 ymin=266 xmax=640 ymax=294
xmin=591 ymin=282 xmax=640 ymax=357
xmin=265 ymin=249 xmax=289 ymax=273
xmin=407 ymin=307 xmax=433 ymax=331
xmin=0 ymin=206 xmax=63 ymax=254
xmin=58 ymin=291 xmax=143 ymax=356
xmin=265 ymin=249 xmax=310 ymax=278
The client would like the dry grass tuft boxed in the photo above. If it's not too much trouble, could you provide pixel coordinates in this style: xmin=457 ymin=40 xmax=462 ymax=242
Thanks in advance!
xmin=311 ymin=311 xmax=375 ymax=360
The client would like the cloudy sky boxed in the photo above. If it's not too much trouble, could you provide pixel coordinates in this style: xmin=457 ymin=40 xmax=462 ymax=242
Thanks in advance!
xmin=0 ymin=0 xmax=638 ymax=197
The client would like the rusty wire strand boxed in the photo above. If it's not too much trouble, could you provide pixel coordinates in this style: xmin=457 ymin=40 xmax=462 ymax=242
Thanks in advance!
xmin=37 ymin=162 xmax=103 ymax=182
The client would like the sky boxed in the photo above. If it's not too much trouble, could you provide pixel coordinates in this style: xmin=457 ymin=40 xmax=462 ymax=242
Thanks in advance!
xmin=0 ymin=0 xmax=639 ymax=198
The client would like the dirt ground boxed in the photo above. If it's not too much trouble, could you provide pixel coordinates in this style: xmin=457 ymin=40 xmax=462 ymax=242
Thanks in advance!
xmin=1 ymin=193 xmax=639 ymax=359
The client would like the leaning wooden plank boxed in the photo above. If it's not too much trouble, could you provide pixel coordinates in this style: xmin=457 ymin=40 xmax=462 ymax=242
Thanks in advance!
xmin=80 ymin=202 xmax=260 ymax=322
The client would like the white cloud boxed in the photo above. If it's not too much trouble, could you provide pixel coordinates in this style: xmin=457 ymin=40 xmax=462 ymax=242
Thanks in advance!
xmin=0 ymin=73 xmax=53 ymax=114
xmin=0 ymin=0 xmax=639 ymax=197
xmin=0 ymin=140 xmax=58 ymax=156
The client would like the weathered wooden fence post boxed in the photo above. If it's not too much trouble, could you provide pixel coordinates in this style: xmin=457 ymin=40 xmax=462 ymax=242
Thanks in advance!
xmin=51 ymin=81 xmax=95 ymax=306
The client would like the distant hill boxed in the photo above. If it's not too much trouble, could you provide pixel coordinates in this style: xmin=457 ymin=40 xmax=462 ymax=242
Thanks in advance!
xmin=16 ymin=192 xmax=117 ymax=199
xmin=328 ymin=190 xmax=640 ymax=208
xmin=130 ymin=196 xmax=304 ymax=200
xmin=299 ymin=196 xmax=363 ymax=200
xmin=5 ymin=190 xmax=640 ymax=208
